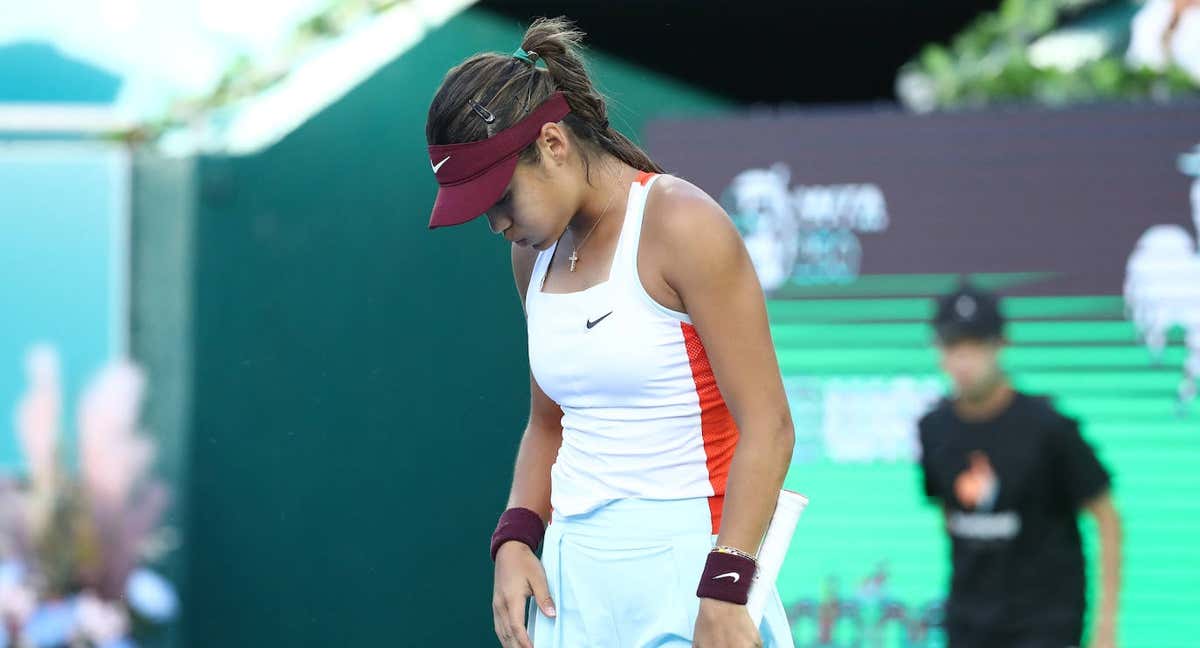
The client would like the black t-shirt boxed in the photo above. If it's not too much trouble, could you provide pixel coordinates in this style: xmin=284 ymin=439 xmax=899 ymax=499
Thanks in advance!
xmin=918 ymin=392 xmax=1111 ymax=634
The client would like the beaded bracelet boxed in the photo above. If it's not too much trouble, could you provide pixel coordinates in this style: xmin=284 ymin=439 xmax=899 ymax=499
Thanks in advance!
xmin=713 ymin=544 xmax=758 ymax=563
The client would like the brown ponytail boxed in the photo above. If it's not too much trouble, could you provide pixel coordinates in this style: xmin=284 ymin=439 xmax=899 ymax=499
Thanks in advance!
xmin=426 ymin=16 xmax=663 ymax=179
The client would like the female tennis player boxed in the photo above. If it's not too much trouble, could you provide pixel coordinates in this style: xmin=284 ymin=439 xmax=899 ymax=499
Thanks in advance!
xmin=425 ymin=17 xmax=796 ymax=648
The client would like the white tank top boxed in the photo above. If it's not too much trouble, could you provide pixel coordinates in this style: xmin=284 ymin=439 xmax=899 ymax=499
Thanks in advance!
xmin=526 ymin=172 xmax=739 ymax=533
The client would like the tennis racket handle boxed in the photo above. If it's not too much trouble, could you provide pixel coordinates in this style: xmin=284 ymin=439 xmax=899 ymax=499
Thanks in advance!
xmin=746 ymin=489 xmax=809 ymax=626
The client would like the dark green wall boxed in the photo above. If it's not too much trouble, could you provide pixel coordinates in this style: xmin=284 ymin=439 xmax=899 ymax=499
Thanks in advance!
xmin=181 ymin=9 xmax=728 ymax=647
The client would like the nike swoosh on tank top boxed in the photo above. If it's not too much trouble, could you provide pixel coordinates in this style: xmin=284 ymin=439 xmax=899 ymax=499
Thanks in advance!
xmin=526 ymin=173 xmax=739 ymax=534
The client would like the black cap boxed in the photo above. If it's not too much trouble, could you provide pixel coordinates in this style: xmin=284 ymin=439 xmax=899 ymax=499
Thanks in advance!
xmin=932 ymin=283 xmax=1005 ymax=344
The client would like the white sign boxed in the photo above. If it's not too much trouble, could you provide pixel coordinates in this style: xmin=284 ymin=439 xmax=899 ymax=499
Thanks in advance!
xmin=722 ymin=163 xmax=889 ymax=291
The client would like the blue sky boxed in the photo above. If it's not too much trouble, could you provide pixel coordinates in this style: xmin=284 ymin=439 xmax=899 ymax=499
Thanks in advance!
xmin=0 ymin=0 xmax=328 ymax=117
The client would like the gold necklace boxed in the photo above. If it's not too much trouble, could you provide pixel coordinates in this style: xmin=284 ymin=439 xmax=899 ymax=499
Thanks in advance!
xmin=568 ymin=188 xmax=619 ymax=272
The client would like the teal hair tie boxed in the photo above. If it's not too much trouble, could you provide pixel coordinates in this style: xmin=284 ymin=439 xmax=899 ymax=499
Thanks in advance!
xmin=512 ymin=47 xmax=538 ymax=65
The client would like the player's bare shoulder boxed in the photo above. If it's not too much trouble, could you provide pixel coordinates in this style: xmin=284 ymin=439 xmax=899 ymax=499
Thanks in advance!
xmin=641 ymin=175 xmax=742 ymax=261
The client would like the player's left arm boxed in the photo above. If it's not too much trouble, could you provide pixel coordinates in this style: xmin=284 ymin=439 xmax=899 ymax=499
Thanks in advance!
xmin=655 ymin=184 xmax=795 ymax=557
xmin=1084 ymin=490 xmax=1122 ymax=648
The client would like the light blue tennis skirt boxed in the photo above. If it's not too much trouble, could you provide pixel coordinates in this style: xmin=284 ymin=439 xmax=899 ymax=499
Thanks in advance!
xmin=529 ymin=497 xmax=795 ymax=648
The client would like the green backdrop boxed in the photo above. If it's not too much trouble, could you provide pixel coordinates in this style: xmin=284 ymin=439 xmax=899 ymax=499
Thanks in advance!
xmin=646 ymin=104 xmax=1200 ymax=647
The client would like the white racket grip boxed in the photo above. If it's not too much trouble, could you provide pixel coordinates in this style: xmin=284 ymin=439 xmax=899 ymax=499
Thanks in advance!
xmin=746 ymin=489 xmax=809 ymax=626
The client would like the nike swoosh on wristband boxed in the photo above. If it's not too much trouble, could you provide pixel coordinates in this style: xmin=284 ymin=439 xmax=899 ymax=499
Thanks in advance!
xmin=431 ymin=156 xmax=450 ymax=174
xmin=713 ymin=572 xmax=741 ymax=583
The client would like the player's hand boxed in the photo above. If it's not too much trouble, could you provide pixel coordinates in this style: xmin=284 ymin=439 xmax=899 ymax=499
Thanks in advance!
xmin=693 ymin=598 xmax=762 ymax=648
xmin=492 ymin=541 xmax=555 ymax=648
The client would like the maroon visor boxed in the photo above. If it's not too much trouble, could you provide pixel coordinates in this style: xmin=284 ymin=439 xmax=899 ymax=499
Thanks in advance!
xmin=427 ymin=92 xmax=571 ymax=229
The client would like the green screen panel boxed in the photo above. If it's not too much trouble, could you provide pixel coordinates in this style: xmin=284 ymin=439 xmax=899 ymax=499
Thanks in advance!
xmin=647 ymin=104 xmax=1200 ymax=646
xmin=770 ymin=291 xmax=1198 ymax=647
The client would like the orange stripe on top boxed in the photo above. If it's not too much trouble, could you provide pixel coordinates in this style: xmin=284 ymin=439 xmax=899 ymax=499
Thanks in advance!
xmin=681 ymin=322 xmax=740 ymax=534
xmin=636 ymin=171 xmax=657 ymax=186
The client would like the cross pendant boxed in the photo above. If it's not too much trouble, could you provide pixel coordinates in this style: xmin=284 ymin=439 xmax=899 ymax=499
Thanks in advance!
xmin=569 ymin=248 xmax=579 ymax=272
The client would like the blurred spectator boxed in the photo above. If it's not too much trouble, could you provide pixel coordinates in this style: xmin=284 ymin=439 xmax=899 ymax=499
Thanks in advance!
xmin=917 ymin=285 xmax=1123 ymax=648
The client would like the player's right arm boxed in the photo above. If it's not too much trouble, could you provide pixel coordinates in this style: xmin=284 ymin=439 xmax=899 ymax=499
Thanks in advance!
xmin=492 ymin=244 xmax=563 ymax=648
xmin=504 ymin=243 xmax=563 ymax=521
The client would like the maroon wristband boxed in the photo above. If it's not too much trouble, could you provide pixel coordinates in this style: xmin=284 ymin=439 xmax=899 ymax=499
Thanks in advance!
xmin=695 ymin=551 xmax=757 ymax=605
xmin=490 ymin=507 xmax=546 ymax=561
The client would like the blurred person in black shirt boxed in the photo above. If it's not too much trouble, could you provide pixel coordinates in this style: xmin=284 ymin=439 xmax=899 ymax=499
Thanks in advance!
xmin=918 ymin=285 xmax=1122 ymax=648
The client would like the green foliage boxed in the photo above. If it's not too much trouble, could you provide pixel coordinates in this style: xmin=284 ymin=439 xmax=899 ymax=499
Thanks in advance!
xmin=899 ymin=0 xmax=1199 ymax=110
xmin=128 ymin=0 xmax=409 ymax=142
